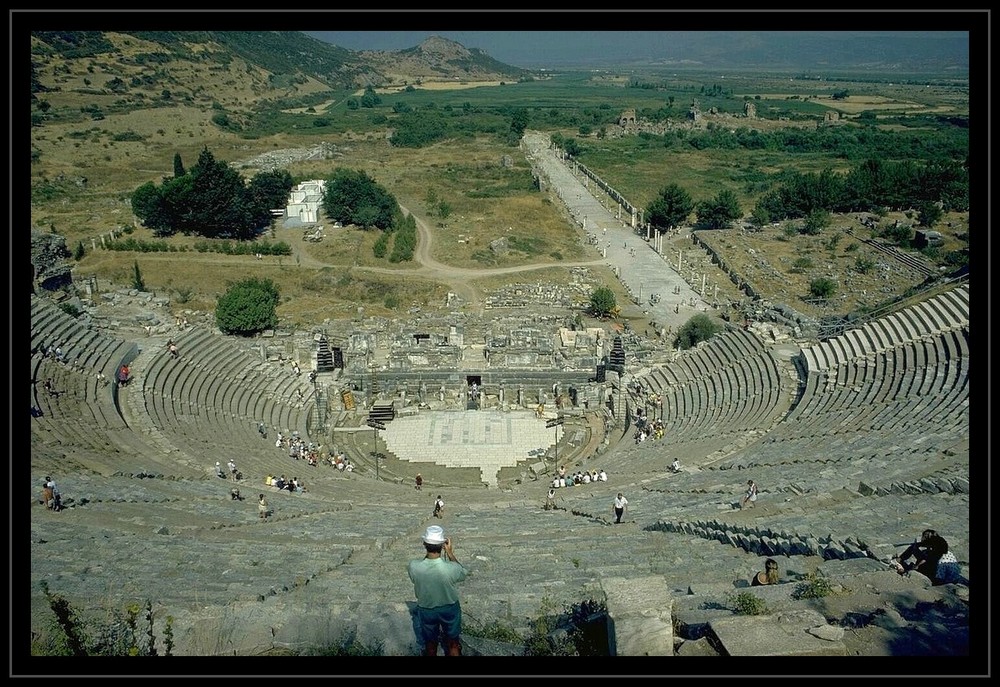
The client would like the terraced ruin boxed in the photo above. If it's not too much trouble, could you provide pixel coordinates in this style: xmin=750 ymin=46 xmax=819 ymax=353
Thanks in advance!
xmin=29 ymin=279 xmax=971 ymax=659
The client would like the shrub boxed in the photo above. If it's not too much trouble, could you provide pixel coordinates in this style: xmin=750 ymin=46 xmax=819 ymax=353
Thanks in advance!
xmin=791 ymin=256 xmax=813 ymax=272
xmin=58 ymin=302 xmax=82 ymax=318
xmin=215 ymin=277 xmax=279 ymax=336
xmin=131 ymin=261 xmax=145 ymax=291
xmin=792 ymin=572 xmax=836 ymax=600
xmin=809 ymin=277 xmax=837 ymax=300
xmin=311 ymin=630 xmax=384 ymax=656
xmin=673 ymin=313 xmax=723 ymax=350
xmin=32 ymin=582 xmax=171 ymax=656
xmin=727 ymin=591 xmax=770 ymax=616
xmin=854 ymin=255 xmax=876 ymax=274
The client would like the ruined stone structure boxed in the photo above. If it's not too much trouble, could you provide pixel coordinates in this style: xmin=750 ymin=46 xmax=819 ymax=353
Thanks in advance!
xmin=617 ymin=108 xmax=637 ymax=131
xmin=688 ymin=100 xmax=701 ymax=122
xmin=30 ymin=228 xmax=74 ymax=292
xmin=743 ymin=101 xmax=757 ymax=119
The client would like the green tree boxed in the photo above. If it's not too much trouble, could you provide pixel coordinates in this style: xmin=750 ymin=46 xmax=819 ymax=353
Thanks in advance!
xmin=172 ymin=152 xmax=185 ymax=178
xmin=130 ymin=181 xmax=168 ymax=231
xmin=588 ymin=286 xmax=617 ymax=318
xmin=917 ymin=202 xmax=944 ymax=228
xmin=673 ymin=313 xmax=722 ymax=350
xmin=132 ymin=261 xmax=145 ymax=292
xmin=749 ymin=205 xmax=771 ymax=229
xmin=322 ymin=168 xmax=400 ymax=231
xmin=437 ymin=200 xmax=452 ymax=221
xmin=360 ymin=86 xmax=381 ymax=108
xmin=215 ymin=277 xmax=279 ymax=336
xmin=248 ymin=169 xmax=293 ymax=214
xmin=695 ymin=189 xmax=742 ymax=229
xmin=185 ymin=147 xmax=259 ymax=240
xmin=74 ymin=241 xmax=86 ymax=261
xmin=373 ymin=232 xmax=389 ymax=259
xmin=509 ymin=108 xmax=529 ymax=140
xmin=646 ymin=184 xmax=694 ymax=233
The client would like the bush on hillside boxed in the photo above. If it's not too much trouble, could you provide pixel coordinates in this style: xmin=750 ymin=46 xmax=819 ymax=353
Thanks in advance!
xmin=215 ymin=277 xmax=279 ymax=336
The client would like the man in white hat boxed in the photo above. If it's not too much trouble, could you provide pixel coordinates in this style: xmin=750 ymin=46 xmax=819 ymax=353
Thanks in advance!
xmin=407 ymin=524 xmax=469 ymax=656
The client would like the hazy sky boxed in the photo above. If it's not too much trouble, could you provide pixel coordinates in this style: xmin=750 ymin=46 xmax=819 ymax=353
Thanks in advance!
xmin=302 ymin=29 xmax=970 ymax=70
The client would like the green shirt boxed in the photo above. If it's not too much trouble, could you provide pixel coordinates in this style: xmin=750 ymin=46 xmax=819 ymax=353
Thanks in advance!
xmin=408 ymin=556 xmax=468 ymax=609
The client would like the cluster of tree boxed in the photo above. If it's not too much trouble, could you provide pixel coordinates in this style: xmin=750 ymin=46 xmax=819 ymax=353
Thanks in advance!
xmin=645 ymin=157 xmax=967 ymax=234
xmin=646 ymin=184 xmax=742 ymax=232
xmin=322 ymin=168 xmax=401 ymax=232
xmin=754 ymin=158 xmax=968 ymax=224
xmin=549 ymin=133 xmax=583 ymax=158
xmin=130 ymin=148 xmax=293 ymax=240
xmin=371 ymin=214 xmax=418 ymax=263
xmin=572 ymin=121 xmax=966 ymax=167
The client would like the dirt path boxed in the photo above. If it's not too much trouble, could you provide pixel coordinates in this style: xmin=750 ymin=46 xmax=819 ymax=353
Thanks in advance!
xmin=287 ymin=204 xmax=605 ymax=314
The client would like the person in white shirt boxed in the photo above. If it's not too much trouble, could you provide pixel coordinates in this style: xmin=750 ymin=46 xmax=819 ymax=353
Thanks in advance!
xmin=598 ymin=469 xmax=608 ymax=482
xmin=612 ymin=492 xmax=628 ymax=524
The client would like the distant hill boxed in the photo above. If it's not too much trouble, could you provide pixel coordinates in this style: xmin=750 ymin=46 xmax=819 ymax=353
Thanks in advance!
xmin=359 ymin=35 xmax=533 ymax=83
xmin=29 ymin=30 xmax=533 ymax=96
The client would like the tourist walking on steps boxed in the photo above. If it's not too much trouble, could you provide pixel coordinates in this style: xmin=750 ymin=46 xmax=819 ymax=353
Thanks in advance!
xmin=740 ymin=480 xmax=758 ymax=510
xmin=415 ymin=473 xmax=423 ymax=491
xmin=433 ymin=495 xmax=444 ymax=518
xmin=612 ymin=492 xmax=628 ymax=523
xmin=407 ymin=525 xmax=469 ymax=656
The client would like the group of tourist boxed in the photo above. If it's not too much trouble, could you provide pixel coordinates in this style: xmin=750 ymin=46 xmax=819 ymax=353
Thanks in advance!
xmin=264 ymin=473 xmax=307 ymax=494
xmin=633 ymin=411 xmax=665 ymax=444
xmin=40 ymin=476 xmax=62 ymax=512
xmin=551 ymin=465 xmax=607 ymax=489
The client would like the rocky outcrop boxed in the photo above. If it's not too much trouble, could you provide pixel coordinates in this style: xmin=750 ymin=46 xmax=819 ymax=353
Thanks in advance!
xmin=31 ymin=228 xmax=73 ymax=292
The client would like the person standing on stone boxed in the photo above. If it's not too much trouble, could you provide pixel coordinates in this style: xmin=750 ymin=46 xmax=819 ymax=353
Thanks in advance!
xmin=740 ymin=480 xmax=758 ymax=510
xmin=407 ymin=525 xmax=469 ymax=656
xmin=433 ymin=495 xmax=444 ymax=519
xmin=415 ymin=473 xmax=423 ymax=491
xmin=545 ymin=488 xmax=556 ymax=510
xmin=612 ymin=492 xmax=628 ymax=524
xmin=258 ymin=494 xmax=270 ymax=519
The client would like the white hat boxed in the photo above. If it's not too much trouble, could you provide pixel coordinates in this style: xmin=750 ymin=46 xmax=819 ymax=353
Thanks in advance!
xmin=422 ymin=525 xmax=446 ymax=545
